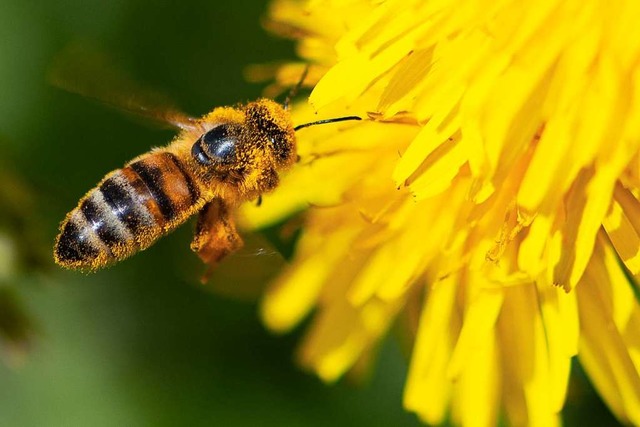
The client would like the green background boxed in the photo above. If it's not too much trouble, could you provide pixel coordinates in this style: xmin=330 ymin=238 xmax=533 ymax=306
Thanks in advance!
xmin=0 ymin=0 xmax=620 ymax=425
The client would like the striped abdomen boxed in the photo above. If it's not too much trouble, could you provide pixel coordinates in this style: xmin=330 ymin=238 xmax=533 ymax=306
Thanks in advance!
xmin=54 ymin=151 xmax=204 ymax=270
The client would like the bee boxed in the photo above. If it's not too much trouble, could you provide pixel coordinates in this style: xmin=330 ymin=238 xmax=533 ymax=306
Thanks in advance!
xmin=52 ymin=67 xmax=360 ymax=279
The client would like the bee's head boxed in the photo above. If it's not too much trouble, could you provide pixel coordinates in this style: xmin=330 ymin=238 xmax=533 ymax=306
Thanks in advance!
xmin=191 ymin=99 xmax=296 ymax=193
xmin=193 ymin=99 xmax=296 ymax=170
xmin=243 ymin=98 xmax=297 ymax=168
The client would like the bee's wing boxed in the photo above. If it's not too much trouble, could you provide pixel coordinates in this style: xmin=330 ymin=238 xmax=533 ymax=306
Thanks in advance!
xmin=48 ymin=43 xmax=198 ymax=131
xmin=191 ymin=198 xmax=244 ymax=284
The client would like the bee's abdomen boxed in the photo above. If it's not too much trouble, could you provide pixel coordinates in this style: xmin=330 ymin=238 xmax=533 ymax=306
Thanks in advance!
xmin=54 ymin=151 xmax=202 ymax=270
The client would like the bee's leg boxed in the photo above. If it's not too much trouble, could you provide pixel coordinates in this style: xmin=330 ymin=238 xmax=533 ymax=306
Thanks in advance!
xmin=190 ymin=198 xmax=243 ymax=283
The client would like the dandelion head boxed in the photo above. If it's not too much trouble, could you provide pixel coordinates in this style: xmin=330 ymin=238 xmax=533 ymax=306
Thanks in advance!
xmin=241 ymin=0 xmax=640 ymax=425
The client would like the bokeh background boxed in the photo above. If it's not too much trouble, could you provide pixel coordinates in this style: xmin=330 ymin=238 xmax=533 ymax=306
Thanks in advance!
xmin=0 ymin=0 xmax=621 ymax=425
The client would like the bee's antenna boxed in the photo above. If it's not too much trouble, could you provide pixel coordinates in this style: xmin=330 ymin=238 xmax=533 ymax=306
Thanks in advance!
xmin=283 ymin=65 xmax=362 ymax=131
xmin=294 ymin=116 xmax=362 ymax=131
xmin=283 ymin=65 xmax=310 ymax=111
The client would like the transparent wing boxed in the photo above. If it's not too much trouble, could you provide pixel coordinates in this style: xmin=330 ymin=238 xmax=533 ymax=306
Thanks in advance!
xmin=48 ymin=43 xmax=198 ymax=130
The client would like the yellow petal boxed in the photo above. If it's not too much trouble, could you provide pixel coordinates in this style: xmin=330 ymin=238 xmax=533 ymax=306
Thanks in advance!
xmin=452 ymin=328 xmax=500 ymax=427
xmin=604 ymin=183 xmax=640 ymax=274
xmin=447 ymin=287 xmax=503 ymax=380
xmin=261 ymin=225 xmax=361 ymax=332
xmin=498 ymin=283 xmax=561 ymax=427
xmin=535 ymin=279 xmax=578 ymax=411
xmin=404 ymin=276 xmax=458 ymax=424
xmin=298 ymin=297 xmax=401 ymax=382
xmin=578 ymin=235 xmax=640 ymax=425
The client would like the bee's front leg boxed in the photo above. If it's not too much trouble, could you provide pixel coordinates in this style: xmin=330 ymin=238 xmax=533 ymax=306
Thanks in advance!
xmin=190 ymin=198 xmax=243 ymax=283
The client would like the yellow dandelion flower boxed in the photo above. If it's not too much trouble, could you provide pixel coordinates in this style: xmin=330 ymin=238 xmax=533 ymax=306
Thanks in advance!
xmin=241 ymin=0 xmax=640 ymax=425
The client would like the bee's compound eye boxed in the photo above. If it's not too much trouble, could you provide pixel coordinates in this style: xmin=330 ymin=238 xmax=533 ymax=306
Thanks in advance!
xmin=192 ymin=125 xmax=237 ymax=165
xmin=203 ymin=126 xmax=236 ymax=161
